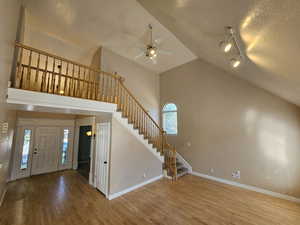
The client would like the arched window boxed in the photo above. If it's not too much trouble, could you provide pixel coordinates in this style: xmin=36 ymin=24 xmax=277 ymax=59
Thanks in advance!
xmin=162 ymin=103 xmax=178 ymax=135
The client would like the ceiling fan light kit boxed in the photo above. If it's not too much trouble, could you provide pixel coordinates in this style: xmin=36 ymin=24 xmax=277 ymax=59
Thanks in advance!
xmin=220 ymin=26 xmax=244 ymax=68
xmin=134 ymin=24 xmax=173 ymax=64
xmin=146 ymin=45 xmax=157 ymax=58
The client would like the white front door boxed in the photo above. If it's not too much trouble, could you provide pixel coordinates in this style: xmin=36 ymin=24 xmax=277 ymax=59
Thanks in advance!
xmin=95 ymin=123 xmax=110 ymax=196
xmin=31 ymin=127 xmax=60 ymax=175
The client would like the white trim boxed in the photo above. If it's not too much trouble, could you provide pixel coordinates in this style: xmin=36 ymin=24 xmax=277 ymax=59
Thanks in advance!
xmin=176 ymin=152 xmax=192 ymax=173
xmin=7 ymin=88 xmax=117 ymax=113
xmin=95 ymin=123 xmax=111 ymax=196
xmin=191 ymin=171 xmax=300 ymax=204
xmin=0 ymin=187 xmax=7 ymax=207
xmin=17 ymin=118 xmax=75 ymax=127
xmin=162 ymin=103 xmax=178 ymax=135
xmin=108 ymin=175 xmax=163 ymax=200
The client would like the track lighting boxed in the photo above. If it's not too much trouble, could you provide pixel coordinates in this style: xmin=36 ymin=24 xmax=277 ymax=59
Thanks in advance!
xmin=220 ymin=41 xmax=232 ymax=53
xmin=230 ymin=58 xmax=241 ymax=68
xmin=220 ymin=26 xmax=245 ymax=68
xmin=224 ymin=43 xmax=232 ymax=53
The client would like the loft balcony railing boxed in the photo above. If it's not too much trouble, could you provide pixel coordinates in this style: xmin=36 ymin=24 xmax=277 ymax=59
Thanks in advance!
xmin=12 ymin=42 xmax=177 ymax=180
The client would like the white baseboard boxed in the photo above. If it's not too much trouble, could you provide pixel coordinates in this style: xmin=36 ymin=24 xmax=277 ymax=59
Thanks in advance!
xmin=0 ymin=188 xmax=7 ymax=207
xmin=191 ymin=171 xmax=300 ymax=204
xmin=108 ymin=174 xmax=163 ymax=200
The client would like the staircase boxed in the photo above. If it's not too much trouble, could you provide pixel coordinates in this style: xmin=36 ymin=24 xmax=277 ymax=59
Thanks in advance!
xmin=176 ymin=160 xmax=189 ymax=178
xmin=12 ymin=42 xmax=182 ymax=180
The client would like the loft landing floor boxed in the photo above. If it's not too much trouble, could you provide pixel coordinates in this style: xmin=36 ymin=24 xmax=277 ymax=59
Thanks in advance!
xmin=1 ymin=171 xmax=300 ymax=225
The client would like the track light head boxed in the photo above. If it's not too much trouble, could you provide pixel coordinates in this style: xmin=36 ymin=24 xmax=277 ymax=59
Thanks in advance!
xmin=230 ymin=58 xmax=241 ymax=68
xmin=220 ymin=26 xmax=245 ymax=68
xmin=220 ymin=41 xmax=232 ymax=53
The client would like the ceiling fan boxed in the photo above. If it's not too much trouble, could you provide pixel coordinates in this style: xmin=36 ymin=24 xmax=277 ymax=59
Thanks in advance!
xmin=134 ymin=24 xmax=172 ymax=64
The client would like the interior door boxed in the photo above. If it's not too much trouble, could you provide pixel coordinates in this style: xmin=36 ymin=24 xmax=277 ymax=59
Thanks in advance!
xmin=31 ymin=127 xmax=60 ymax=175
xmin=95 ymin=123 xmax=111 ymax=196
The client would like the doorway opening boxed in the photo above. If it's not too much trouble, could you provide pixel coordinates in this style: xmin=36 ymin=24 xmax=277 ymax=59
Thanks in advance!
xmin=77 ymin=125 xmax=92 ymax=180
xmin=11 ymin=113 xmax=75 ymax=180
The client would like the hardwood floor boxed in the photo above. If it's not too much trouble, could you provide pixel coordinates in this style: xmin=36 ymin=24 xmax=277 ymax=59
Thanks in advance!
xmin=1 ymin=171 xmax=300 ymax=225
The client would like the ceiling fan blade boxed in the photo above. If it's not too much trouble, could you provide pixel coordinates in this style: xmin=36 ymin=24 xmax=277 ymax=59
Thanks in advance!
xmin=134 ymin=52 xmax=145 ymax=60
xmin=158 ymin=49 xmax=173 ymax=55
xmin=154 ymin=38 xmax=164 ymax=46
xmin=151 ymin=58 xmax=157 ymax=64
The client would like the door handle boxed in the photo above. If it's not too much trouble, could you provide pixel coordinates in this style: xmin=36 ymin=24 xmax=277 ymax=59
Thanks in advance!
xmin=104 ymin=161 xmax=107 ymax=164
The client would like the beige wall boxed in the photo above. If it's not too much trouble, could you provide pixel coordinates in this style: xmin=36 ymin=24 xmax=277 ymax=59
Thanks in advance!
xmin=0 ymin=0 xmax=20 ymax=200
xmin=109 ymin=117 xmax=162 ymax=194
xmin=23 ymin=15 xmax=95 ymax=66
xmin=160 ymin=59 xmax=300 ymax=198
xmin=102 ymin=48 xmax=160 ymax=122
xmin=16 ymin=111 xmax=77 ymax=120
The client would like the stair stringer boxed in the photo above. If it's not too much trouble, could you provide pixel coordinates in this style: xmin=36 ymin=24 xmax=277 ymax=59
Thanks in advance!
xmin=176 ymin=152 xmax=192 ymax=173
xmin=112 ymin=111 xmax=164 ymax=163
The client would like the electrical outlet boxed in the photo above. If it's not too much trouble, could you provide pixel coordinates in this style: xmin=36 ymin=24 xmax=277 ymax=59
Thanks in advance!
xmin=2 ymin=122 xmax=8 ymax=134
xmin=143 ymin=173 xmax=146 ymax=178
xmin=210 ymin=168 xmax=214 ymax=173
xmin=186 ymin=142 xmax=191 ymax=147
xmin=232 ymin=170 xmax=241 ymax=179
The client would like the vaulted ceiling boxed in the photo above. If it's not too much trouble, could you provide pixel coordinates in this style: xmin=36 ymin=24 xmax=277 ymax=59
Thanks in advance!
xmin=24 ymin=0 xmax=300 ymax=106
xmin=23 ymin=0 xmax=196 ymax=73
xmin=138 ymin=0 xmax=300 ymax=106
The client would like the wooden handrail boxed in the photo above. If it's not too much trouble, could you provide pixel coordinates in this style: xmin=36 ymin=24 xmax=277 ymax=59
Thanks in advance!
xmin=19 ymin=64 xmax=101 ymax=84
xmin=118 ymin=81 xmax=163 ymax=132
xmin=15 ymin=42 xmax=120 ymax=80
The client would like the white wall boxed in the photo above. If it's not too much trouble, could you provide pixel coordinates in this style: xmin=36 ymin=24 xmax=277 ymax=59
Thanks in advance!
xmin=0 ymin=0 xmax=21 ymax=201
xmin=109 ymin=117 xmax=162 ymax=195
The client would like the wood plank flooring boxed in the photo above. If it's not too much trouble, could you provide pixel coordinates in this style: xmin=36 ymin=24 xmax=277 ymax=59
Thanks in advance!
xmin=1 ymin=171 xmax=300 ymax=225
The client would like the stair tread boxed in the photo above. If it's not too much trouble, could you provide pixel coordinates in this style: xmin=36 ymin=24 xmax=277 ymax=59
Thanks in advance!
xmin=176 ymin=162 xmax=184 ymax=169
xmin=177 ymin=167 xmax=188 ymax=172
xmin=177 ymin=167 xmax=189 ymax=178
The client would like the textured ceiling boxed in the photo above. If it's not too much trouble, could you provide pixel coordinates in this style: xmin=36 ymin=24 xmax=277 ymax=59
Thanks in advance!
xmin=23 ymin=0 xmax=196 ymax=73
xmin=138 ymin=0 xmax=300 ymax=106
